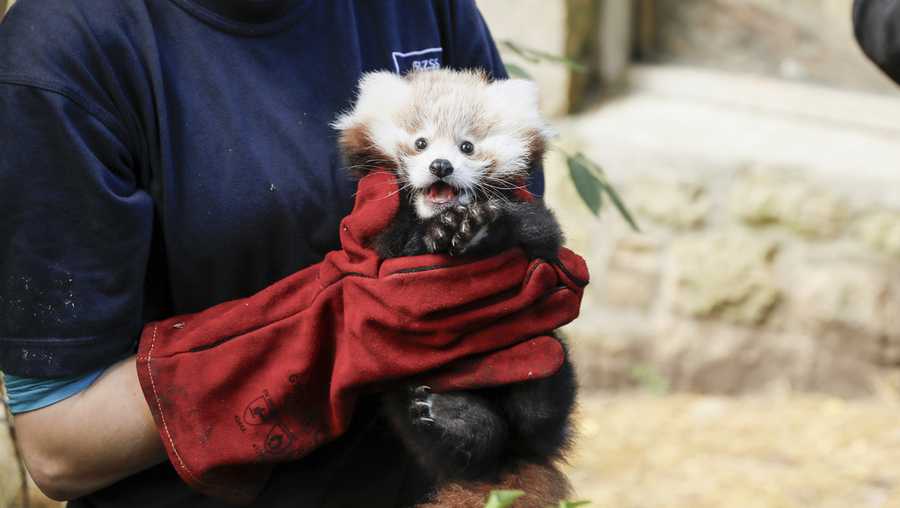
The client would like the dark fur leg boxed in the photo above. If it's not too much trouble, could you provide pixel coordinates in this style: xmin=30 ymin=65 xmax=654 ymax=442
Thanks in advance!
xmin=383 ymin=387 xmax=509 ymax=481
xmin=503 ymin=201 xmax=564 ymax=261
xmin=372 ymin=191 xmax=576 ymax=498
xmin=500 ymin=353 xmax=576 ymax=461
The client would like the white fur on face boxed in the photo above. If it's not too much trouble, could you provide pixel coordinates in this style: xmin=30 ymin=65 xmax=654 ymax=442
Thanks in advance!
xmin=336 ymin=70 xmax=552 ymax=218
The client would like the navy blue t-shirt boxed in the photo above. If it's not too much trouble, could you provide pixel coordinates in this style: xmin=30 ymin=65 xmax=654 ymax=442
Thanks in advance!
xmin=0 ymin=0 xmax=540 ymax=505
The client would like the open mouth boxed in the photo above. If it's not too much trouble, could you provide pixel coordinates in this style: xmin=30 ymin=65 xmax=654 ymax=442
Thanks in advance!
xmin=424 ymin=181 xmax=460 ymax=205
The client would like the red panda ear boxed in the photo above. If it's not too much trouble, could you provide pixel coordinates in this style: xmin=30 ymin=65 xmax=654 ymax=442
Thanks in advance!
xmin=356 ymin=71 xmax=410 ymax=104
xmin=487 ymin=78 xmax=541 ymax=112
xmin=486 ymin=78 xmax=553 ymax=172
xmin=336 ymin=123 xmax=377 ymax=175
xmin=333 ymin=72 xmax=411 ymax=132
xmin=334 ymin=71 xmax=411 ymax=174
xmin=525 ymin=130 xmax=548 ymax=173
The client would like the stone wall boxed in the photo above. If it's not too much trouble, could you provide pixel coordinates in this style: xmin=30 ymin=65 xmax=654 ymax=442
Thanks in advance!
xmin=547 ymin=67 xmax=900 ymax=398
xmin=653 ymin=0 xmax=898 ymax=94
xmin=477 ymin=0 xmax=577 ymax=116
xmin=556 ymin=164 xmax=900 ymax=397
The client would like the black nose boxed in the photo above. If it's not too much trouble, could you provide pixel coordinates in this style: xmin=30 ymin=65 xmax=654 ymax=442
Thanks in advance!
xmin=429 ymin=159 xmax=454 ymax=178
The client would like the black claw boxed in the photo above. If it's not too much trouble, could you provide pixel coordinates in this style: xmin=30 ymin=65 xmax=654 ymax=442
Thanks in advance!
xmin=468 ymin=206 xmax=483 ymax=223
xmin=422 ymin=200 xmax=503 ymax=256
xmin=485 ymin=202 xmax=502 ymax=221
xmin=409 ymin=385 xmax=436 ymax=427
xmin=449 ymin=236 xmax=464 ymax=256
xmin=459 ymin=218 xmax=472 ymax=236
xmin=409 ymin=400 xmax=429 ymax=418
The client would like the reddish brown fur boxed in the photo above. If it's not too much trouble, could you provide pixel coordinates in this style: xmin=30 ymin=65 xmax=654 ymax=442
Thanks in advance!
xmin=397 ymin=141 xmax=416 ymax=158
xmin=417 ymin=462 xmax=572 ymax=508
xmin=338 ymin=123 xmax=396 ymax=175
xmin=524 ymin=129 xmax=546 ymax=167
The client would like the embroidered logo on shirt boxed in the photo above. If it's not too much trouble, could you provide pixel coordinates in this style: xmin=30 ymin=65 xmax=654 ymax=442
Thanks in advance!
xmin=392 ymin=47 xmax=443 ymax=74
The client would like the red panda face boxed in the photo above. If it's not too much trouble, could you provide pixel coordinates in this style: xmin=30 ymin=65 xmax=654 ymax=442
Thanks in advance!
xmin=334 ymin=69 xmax=551 ymax=218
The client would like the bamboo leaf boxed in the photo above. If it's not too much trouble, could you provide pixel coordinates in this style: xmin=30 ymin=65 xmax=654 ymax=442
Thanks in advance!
xmin=499 ymin=40 xmax=587 ymax=72
xmin=567 ymin=154 xmax=603 ymax=215
xmin=484 ymin=490 xmax=525 ymax=508
xmin=521 ymin=49 xmax=587 ymax=73
xmin=500 ymin=40 xmax=542 ymax=63
xmin=601 ymin=179 xmax=641 ymax=232
xmin=559 ymin=501 xmax=592 ymax=508
xmin=505 ymin=63 xmax=532 ymax=80
xmin=567 ymin=151 xmax=641 ymax=232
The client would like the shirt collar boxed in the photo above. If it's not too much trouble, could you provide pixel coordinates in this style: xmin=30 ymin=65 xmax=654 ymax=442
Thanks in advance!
xmin=168 ymin=0 xmax=309 ymax=36
xmin=191 ymin=0 xmax=295 ymax=23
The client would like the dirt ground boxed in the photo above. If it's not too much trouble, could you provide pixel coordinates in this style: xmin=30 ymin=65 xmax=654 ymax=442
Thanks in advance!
xmin=10 ymin=393 xmax=900 ymax=508
xmin=567 ymin=393 xmax=900 ymax=508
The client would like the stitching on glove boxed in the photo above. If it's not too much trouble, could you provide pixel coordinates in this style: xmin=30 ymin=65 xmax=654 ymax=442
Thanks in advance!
xmin=421 ymin=263 xmax=553 ymax=321
xmin=145 ymin=323 xmax=224 ymax=494
xmin=390 ymin=252 xmax=541 ymax=280
xmin=390 ymin=263 xmax=456 ymax=274
xmin=145 ymin=324 xmax=193 ymax=478
xmin=385 ymin=249 xmax=526 ymax=276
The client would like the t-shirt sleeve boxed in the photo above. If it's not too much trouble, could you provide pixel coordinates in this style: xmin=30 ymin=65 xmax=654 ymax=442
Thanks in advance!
xmin=0 ymin=81 xmax=153 ymax=378
xmin=439 ymin=0 xmax=546 ymax=196
xmin=3 ymin=368 xmax=107 ymax=414
xmin=853 ymin=0 xmax=900 ymax=85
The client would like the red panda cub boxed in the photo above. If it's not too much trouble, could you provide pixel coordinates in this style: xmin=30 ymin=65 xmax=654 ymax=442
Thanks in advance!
xmin=334 ymin=69 xmax=577 ymax=508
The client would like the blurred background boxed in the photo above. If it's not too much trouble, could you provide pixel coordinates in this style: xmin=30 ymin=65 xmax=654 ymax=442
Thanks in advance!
xmin=478 ymin=0 xmax=900 ymax=506
xmin=3 ymin=0 xmax=900 ymax=507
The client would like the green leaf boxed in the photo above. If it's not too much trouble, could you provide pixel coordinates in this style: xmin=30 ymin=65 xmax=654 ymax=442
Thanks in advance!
xmin=555 ymin=146 xmax=641 ymax=231
xmin=505 ymin=63 xmax=532 ymax=80
xmin=484 ymin=490 xmax=525 ymax=508
xmin=600 ymin=179 xmax=641 ymax=232
xmin=499 ymin=40 xmax=542 ymax=64
xmin=559 ymin=501 xmax=592 ymax=508
xmin=567 ymin=154 xmax=603 ymax=215
xmin=499 ymin=40 xmax=587 ymax=73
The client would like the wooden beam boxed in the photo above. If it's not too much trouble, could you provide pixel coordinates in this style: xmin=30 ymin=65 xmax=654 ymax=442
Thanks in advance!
xmin=565 ymin=0 xmax=600 ymax=112
xmin=596 ymin=0 xmax=633 ymax=87
xmin=634 ymin=0 xmax=657 ymax=60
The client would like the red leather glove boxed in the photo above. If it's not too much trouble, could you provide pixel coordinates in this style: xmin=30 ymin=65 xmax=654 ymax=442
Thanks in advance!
xmin=135 ymin=171 xmax=588 ymax=503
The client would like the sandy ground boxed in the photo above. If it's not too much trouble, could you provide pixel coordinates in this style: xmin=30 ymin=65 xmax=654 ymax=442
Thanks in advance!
xmin=9 ymin=393 xmax=900 ymax=508
xmin=567 ymin=393 xmax=900 ymax=508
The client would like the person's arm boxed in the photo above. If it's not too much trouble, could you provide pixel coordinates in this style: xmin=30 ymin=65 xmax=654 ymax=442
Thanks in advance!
xmin=853 ymin=0 xmax=900 ymax=85
xmin=0 ymin=74 xmax=158 ymax=497
xmin=14 ymin=356 xmax=165 ymax=500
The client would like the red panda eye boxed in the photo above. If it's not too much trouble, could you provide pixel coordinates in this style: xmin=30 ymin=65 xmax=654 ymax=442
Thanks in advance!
xmin=415 ymin=138 xmax=428 ymax=151
xmin=460 ymin=141 xmax=474 ymax=155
